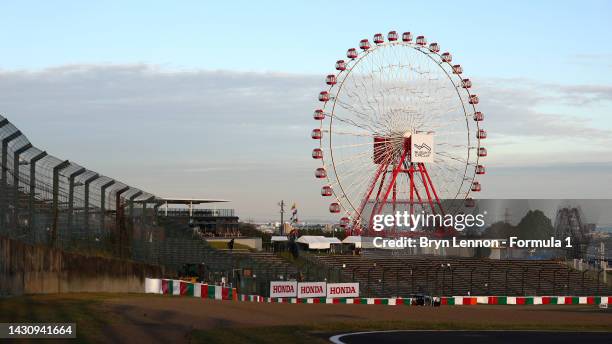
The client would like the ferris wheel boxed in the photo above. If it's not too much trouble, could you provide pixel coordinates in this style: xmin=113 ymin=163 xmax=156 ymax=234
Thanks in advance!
xmin=311 ymin=31 xmax=487 ymax=235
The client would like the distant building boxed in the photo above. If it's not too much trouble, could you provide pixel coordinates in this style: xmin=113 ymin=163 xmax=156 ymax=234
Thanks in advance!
xmin=158 ymin=198 xmax=239 ymax=237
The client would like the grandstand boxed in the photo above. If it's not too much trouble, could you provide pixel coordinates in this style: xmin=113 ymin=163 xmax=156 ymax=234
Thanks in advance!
xmin=311 ymin=252 xmax=612 ymax=297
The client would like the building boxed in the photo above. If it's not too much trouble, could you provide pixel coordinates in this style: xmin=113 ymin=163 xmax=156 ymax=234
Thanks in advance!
xmin=157 ymin=197 xmax=239 ymax=237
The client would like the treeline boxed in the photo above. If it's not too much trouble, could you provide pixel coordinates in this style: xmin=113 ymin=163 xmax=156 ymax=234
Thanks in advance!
xmin=482 ymin=210 xmax=554 ymax=240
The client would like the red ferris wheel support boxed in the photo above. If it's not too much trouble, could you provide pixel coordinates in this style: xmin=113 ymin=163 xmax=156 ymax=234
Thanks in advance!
xmin=351 ymin=135 xmax=444 ymax=236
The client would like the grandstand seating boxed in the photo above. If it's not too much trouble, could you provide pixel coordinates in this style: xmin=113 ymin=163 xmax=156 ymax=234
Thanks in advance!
xmin=312 ymin=252 xmax=612 ymax=297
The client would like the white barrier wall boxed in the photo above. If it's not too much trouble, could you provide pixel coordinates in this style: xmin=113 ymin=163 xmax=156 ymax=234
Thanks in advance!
xmin=145 ymin=278 xmax=162 ymax=294
xmin=270 ymin=281 xmax=298 ymax=298
xmin=327 ymin=283 xmax=360 ymax=298
xmin=297 ymin=282 xmax=326 ymax=298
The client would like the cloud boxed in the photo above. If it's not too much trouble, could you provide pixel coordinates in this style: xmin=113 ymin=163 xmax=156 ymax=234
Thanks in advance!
xmin=477 ymin=78 xmax=612 ymax=141
xmin=1 ymin=64 xmax=611 ymax=219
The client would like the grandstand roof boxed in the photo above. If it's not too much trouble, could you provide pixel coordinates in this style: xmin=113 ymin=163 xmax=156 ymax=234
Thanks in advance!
xmin=342 ymin=235 xmax=362 ymax=248
xmin=157 ymin=197 xmax=231 ymax=204
xmin=296 ymin=236 xmax=341 ymax=250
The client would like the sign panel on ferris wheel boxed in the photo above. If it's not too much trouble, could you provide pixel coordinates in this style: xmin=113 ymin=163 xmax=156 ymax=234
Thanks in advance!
xmin=311 ymin=31 xmax=488 ymax=236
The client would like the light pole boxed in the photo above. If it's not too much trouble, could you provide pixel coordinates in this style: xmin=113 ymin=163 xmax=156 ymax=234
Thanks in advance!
xmin=469 ymin=267 xmax=477 ymax=295
xmin=367 ymin=262 xmax=377 ymax=297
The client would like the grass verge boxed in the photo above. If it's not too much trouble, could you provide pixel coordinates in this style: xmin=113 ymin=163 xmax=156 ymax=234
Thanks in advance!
xmin=191 ymin=320 xmax=612 ymax=344
xmin=0 ymin=293 xmax=132 ymax=343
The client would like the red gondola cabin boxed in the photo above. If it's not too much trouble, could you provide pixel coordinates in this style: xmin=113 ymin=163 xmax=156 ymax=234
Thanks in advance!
xmin=347 ymin=48 xmax=358 ymax=59
xmin=359 ymin=39 xmax=371 ymax=50
xmin=326 ymin=75 xmax=337 ymax=85
xmin=321 ymin=185 xmax=333 ymax=196
xmin=374 ymin=33 xmax=384 ymax=44
xmin=319 ymin=91 xmax=330 ymax=102
xmin=315 ymin=168 xmax=327 ymax=178
xmin=471 ymin=181 xmax=481 ymax=192
xmin=441 ymin=52 xmax=452 ymax=62
xmin=335 ymin=60 xmax=346 ymax=71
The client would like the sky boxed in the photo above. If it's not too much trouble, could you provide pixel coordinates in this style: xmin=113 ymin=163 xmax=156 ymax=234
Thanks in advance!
xmin=1 ymin=1 xmax=611 ymax=222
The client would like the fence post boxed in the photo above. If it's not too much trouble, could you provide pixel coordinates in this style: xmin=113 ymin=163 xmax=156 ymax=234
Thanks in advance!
xmin=505 ymin=270 xmax=509 ymax=295
xmin=100 ymin=180 xmax=116 ymax=234
xmin=67 ymin=167 xmax=86 ymax=238
xmin=51 ymin=160 xmax=70 ymax=247
xmin=83 ymin=174 xmax=100 ymax=239
xmin=12 ymin=143 xmax=32 ymax=231
xmin=1 ymin=130 xmax=22 ymax=231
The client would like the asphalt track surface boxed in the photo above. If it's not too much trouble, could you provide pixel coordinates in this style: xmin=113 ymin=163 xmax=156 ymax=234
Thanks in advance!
xmin=330 ymin=330 xmax=612 ymax=344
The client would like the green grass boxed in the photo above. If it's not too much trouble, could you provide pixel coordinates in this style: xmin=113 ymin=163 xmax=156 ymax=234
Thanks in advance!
xmin=190 ymin=320 xmax=612 ymax=344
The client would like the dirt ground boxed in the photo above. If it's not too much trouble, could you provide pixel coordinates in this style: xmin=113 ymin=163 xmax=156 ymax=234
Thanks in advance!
xmin=99 ymin=295 xmax=612 ymax=343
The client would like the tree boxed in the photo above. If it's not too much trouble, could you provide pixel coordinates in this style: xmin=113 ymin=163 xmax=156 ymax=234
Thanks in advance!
xmin=516 ymin=210 xmax=553 ymax=240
